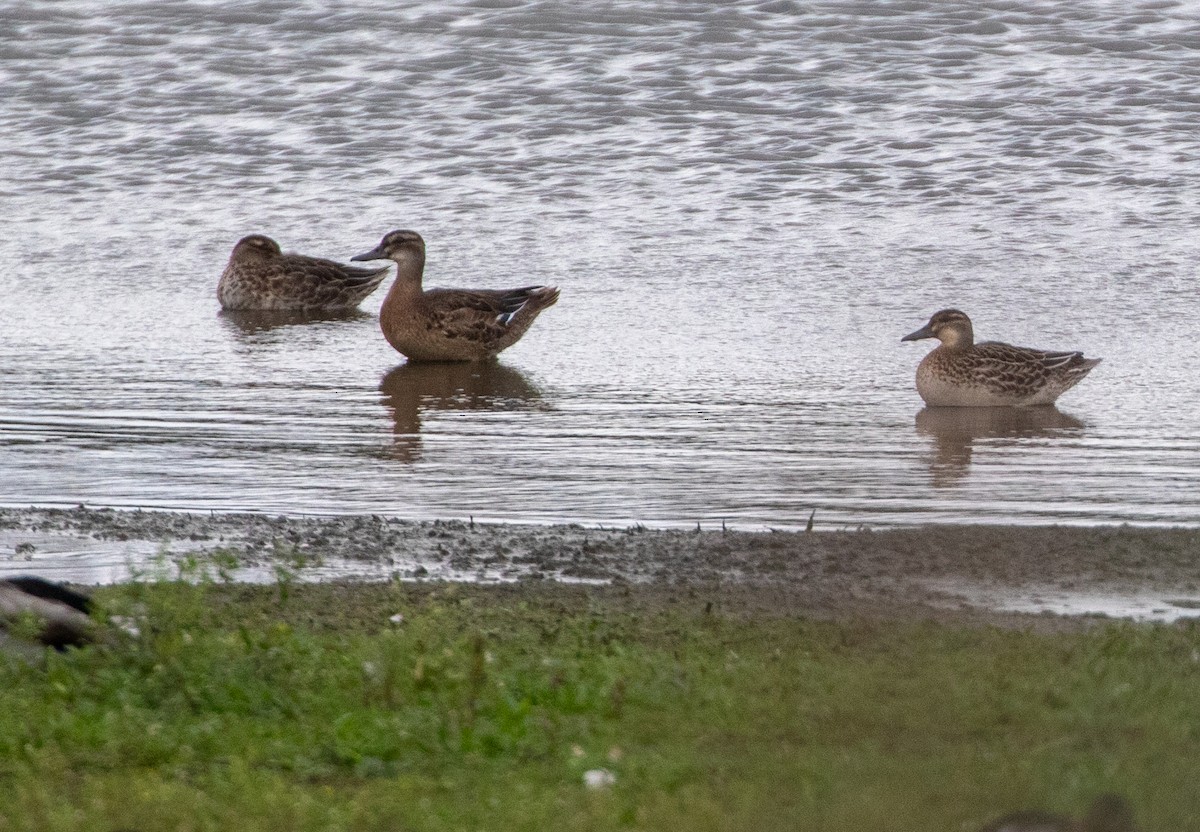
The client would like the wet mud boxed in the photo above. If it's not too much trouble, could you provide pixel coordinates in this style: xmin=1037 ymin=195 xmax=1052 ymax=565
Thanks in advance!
xmin=1 ymin=507 xmax=1198 ymax=626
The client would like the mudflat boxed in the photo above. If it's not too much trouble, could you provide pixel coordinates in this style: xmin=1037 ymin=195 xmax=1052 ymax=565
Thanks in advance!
xmin=2 ymin=507 xmax=1198 ymax=626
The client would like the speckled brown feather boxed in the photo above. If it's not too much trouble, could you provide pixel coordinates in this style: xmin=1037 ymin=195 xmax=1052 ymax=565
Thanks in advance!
xmin=923 ymin=342 xmax=1099 ymax=402
xmin=218 ymin=234 xmax=389 ymax=311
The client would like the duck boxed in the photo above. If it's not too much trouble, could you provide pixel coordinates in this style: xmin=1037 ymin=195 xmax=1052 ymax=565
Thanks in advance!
xmin=901 ymin=309 xmax=1101 ymax=407
xmin=351 ymin=230 xmax=559 ymax=362
xmin=978 ymin=794 xmax=1137 ymax=832
xmin=0 ymin=576 xmax=95 ymax=650
xmin=217 ymin=234 xmax=390 ymax=311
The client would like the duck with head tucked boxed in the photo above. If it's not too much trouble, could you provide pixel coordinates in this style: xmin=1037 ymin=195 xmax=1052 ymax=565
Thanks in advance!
xmin=218 ymin=234 xmax=390 ymax=311
xmin=901 ymin=309 xmax=1101 ymax=407
xmin=352 ymin=230 xmax=560 ymax=362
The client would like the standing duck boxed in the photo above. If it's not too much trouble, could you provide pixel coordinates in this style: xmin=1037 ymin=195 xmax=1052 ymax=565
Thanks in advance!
xmin=901 ymin=309 xmax=1101 ymax=407
xmin=218 ymin=234 xmax=390 ymax=311
xmin=351 ymin=230 xmax=559 ymax=362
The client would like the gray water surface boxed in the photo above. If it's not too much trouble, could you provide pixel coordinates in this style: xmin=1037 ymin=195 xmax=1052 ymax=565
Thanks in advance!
xmin=2 ymin=0 xmax=1199 ymax=528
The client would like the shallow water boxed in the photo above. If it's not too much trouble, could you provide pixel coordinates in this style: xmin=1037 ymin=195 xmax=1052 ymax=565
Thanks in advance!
xmin=929 ymin=579 xmax=1200 ymax=623
xmin=2 ymin=0 xmax=1199 ymax=528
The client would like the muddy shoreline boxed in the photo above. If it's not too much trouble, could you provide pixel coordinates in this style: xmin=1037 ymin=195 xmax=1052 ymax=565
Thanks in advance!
xmin=2 ymin=506 xmax=1199 ymax=625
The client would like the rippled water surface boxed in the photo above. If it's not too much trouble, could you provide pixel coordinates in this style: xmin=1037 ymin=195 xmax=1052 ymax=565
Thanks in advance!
xmin=2 ymin=0 xmax=1199 ymax=528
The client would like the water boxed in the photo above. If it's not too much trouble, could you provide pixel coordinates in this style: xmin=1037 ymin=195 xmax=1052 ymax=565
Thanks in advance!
xmin=2 ymin=0 xmax=1199 ymax=529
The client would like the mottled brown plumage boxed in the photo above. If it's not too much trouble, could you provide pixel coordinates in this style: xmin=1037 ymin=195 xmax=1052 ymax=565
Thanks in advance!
xmin=352 ymin=230 xmax=560 ymax=362
xmin=901 ymin=309 xmax=1101 ymax=407
xmin=218 ymin=234 xmax=389 ymax=311
xmin=978 ymin=794 xmax=1137 ymax=832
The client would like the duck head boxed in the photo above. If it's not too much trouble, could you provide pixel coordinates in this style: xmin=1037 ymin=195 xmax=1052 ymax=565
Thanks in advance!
xmin=351 ymin=229 xmax=426 ymax=263
xmin=229 ymin=234 xmax=283 ymax=262
xmin=902 ymin=309 xmax=975 ymax=348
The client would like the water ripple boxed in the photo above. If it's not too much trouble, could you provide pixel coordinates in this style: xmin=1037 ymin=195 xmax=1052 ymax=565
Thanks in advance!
xmin=0 ymin=0 xmax=1198 ymax=526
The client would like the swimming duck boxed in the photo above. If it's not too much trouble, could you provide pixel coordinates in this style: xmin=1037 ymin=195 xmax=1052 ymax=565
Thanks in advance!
xmin=0 ymin=576 xmax=95 ymax=650
xmin=218 ymin=234 xmax=389 ymax=311
xmin=351 ymin=230 xmax=559 ymax=362
xmin=901 ymin=309 xmax=1101 ymax=407
xmin=978 ymin=794 xmax=1137 ymax=832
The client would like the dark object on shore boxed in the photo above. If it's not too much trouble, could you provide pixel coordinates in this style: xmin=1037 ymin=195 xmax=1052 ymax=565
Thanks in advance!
xmin=0 ymin=576 xmax=95 ymax=650
xmin=979 ymin=794 xmax=1137 ymax=832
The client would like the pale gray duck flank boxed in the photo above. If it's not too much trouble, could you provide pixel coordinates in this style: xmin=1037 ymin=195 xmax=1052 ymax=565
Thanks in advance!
xmin=352 ymin=229 xmax=559 ymax=362
xmin=901 ymin=309 xmax=1101 ymax=407
xmin=217 ymin=234 xmax=389 ymax=311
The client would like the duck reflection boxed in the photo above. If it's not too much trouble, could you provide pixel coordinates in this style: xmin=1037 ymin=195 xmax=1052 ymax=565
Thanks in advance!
xmin=916 ymin=406 xmax=1086 ymax=487
xmin=380 ymin=362 xmax=544 ymax=462
xmin=219 ymin=308 xmax=373 ymax=337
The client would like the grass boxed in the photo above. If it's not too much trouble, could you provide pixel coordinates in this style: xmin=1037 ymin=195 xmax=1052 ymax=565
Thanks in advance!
xmin=0 ymin=580 xmax=1198 ymax=831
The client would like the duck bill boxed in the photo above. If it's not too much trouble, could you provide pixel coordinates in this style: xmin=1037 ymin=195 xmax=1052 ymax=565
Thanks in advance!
xmin=350 ymin=246 xmax=386 ymax=262
xmin=901 ymin=323 xmax=934 ymax=342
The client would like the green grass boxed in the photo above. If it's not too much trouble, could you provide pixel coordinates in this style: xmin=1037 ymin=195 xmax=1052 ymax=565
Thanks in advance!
xmin=0 ymin=581 xmax=1197 ymax=831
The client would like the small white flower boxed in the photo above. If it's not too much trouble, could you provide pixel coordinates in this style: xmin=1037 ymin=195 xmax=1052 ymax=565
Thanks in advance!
xmin=110 ymin=616 xmax=141 ymax=638
xmin=583 ymin=769 xmax=616 ymax=789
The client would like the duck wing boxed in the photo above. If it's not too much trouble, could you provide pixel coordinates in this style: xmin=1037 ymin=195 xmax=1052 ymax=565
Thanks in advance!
xmin=960 ymin=341 xmax=1100 ymax=400
xmin=253 ymin=254 xmax=384 ymax=309
xmin=973 ymin=341 xmax=1100 ymax=373
xmin=423 ymin=286 xmax=555 ymax=338
xmin=280 ymin=253 xmax=388 ymax=289
xmin=431 ymin=286 xmax=547 ymax=314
